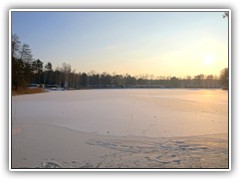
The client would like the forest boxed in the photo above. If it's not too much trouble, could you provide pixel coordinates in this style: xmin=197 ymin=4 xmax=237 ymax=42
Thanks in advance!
xmin=11 ymin=34 xmax=229 ymax=91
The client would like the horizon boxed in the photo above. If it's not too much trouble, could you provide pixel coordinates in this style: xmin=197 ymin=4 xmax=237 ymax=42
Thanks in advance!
xmin=11 ymin=10 xmax=229 ymax=77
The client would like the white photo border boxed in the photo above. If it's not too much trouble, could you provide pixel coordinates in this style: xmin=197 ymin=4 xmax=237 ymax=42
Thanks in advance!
xmin=9 ymin=8 xmax=231 ymax=172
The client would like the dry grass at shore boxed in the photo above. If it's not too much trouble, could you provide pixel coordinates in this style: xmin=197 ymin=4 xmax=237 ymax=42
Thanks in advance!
xmin=12 ymin=87 xmax=46 ymax=96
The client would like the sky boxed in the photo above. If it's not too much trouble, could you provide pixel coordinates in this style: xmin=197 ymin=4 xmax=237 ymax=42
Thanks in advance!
xmin=11 ymin=11 xmax=229 ymax=77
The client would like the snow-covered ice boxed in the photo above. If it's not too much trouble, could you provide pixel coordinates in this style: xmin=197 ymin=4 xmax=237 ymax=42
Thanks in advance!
xmin=11 ymin=89 xmax=229 ymax=169
xmin=12 ymin=89 xmax=228 ymax=137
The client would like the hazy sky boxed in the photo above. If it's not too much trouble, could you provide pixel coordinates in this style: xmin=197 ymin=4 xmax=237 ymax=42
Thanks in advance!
xmin=11 ymin=11 xmax=229 ymax=77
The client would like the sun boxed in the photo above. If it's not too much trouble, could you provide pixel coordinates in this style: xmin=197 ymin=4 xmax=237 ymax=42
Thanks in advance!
xmin=203 ymin=55 xmax=215 ymax=65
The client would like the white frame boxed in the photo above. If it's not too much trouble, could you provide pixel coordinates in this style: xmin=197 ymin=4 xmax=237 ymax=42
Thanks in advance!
xmin=9 ymin=9 xmax=231 ymax=172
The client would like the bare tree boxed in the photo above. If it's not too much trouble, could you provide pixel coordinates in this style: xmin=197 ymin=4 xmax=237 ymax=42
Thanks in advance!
xmin=12 ymin=34 xmax=21 ymax=58
xmin=17 ymin=43 xmax=33 ymax=89
xmin=223 ymin=12 xmax=229 ymax=19
xmin=19 ymin=43 xmax=32 ymax=62
xmin=60 ymin=62 xmax=71 ymax=89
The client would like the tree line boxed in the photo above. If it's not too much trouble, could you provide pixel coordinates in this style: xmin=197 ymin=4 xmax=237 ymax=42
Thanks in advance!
xmin=11 ymin=34 xmax=229 ymax=90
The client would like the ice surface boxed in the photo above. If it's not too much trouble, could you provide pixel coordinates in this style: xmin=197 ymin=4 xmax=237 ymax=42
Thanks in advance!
xmin=12 ymin=89 xmax=228 ymax=137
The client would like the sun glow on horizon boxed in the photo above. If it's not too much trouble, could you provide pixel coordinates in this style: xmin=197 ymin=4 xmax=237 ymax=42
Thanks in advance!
xmin=203 ymin=55 xmax=215 ymax=66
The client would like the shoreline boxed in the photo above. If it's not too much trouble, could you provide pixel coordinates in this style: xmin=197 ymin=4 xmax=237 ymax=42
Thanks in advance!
xmin=12 ymin=87 xmax=47 ymax=96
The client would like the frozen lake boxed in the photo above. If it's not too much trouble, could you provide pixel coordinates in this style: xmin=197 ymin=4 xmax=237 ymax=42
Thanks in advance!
xmin=12 ymin=89 xmax=228 ymax=137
